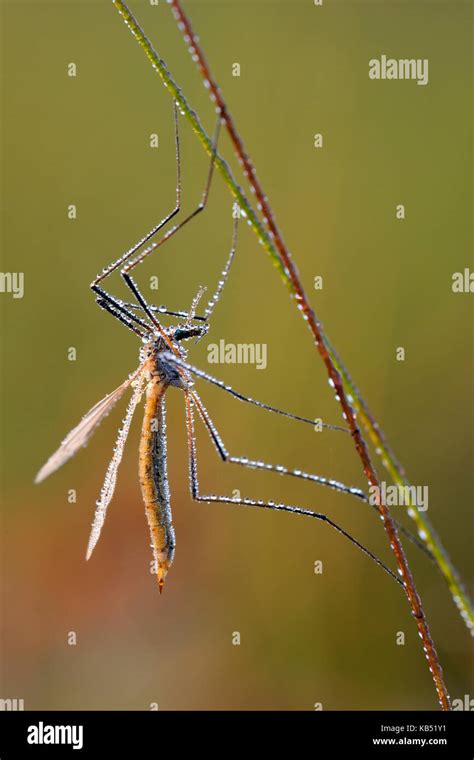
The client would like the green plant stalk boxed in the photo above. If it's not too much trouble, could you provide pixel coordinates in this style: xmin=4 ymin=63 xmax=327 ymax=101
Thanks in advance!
xmin=112 ymin=0 xmax=473 ymax=635
xmin=337 ymin=366 xmax=474 ymax=635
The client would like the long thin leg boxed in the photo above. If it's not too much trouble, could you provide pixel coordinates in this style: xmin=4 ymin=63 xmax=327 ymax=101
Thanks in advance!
xmin=91 ymin=100 xmax=181 ymax=288
xmin=191 ymin=391 xmax=434 ymax=559
xmin=185 ymin=285 xmax=207 ymax=328
xmin=95 ymin=292 xmax=155 ymax=332
xmin=124 ymin=302 xmax=207 ymax=322
xmin=116 ymin=116 xmax=222 ymax=339
xmin=94 ymin=114 xmax=223 ymax=350
xmin=162 ymin=353 xmax=348 ymax=433
xmin=121 ymin=168 xmax=237 ymax=330
xmin=191 ymin=391 xmax=365 ymax=498
xmin=90 ymin=100 xmax=182 ymax=341
xmin=96 ymin=298 xmax=147 ymax=338
xmin=183 ymin=392 xmax=403 ymax=586
xmin=120 ymin=117 xmax=221 ymax=277
xmin=95 ymin=248 xmax=183 ymax=353
xmin=203 ymin=210 xmax=238 ymax=322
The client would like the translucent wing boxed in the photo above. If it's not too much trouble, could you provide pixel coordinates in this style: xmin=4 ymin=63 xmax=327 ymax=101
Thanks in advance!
xmin=86 ymin=372 xmax=145 ymax=560
xmin=34 ymin=367 xmax=142 ymax=484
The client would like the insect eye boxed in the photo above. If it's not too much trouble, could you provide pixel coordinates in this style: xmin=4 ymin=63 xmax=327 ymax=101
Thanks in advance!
xmin=174 ymin=327 xmax=204 ymax=341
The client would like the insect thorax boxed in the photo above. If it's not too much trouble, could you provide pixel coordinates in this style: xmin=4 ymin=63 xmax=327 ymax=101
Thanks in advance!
xmin=140 ymin=338 xmax=185 ymax=389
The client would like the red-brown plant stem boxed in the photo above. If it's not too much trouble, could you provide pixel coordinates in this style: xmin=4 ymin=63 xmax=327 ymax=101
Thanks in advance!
xmin=169 ymin=0 xmax=450 ymax=710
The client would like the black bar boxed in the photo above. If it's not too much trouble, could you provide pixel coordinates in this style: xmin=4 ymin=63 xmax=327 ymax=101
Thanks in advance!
xmin=0 ymin=710 xmax=472 ymax=757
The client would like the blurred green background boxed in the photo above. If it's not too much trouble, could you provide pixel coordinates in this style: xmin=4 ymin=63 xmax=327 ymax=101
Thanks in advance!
xmin=1 ymin=0 xmax=472 ymax=710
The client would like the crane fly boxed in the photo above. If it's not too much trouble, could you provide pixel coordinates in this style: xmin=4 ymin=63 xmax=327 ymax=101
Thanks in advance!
xmin=35 ymin=102 xmax=427 ymax=594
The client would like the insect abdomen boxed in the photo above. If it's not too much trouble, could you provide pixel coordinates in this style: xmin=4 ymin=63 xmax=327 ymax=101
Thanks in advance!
xmin=139 ymin=379 xmax=175 ymax=593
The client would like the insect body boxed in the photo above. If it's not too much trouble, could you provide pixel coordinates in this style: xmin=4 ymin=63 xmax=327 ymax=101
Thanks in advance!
xmin=35 ymin=102 xmax=419 ymax=594
xmin=138 ymin=334 xmax=197 ymax=593
xmin=140 ymin=344 xmax=176 ymax=593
